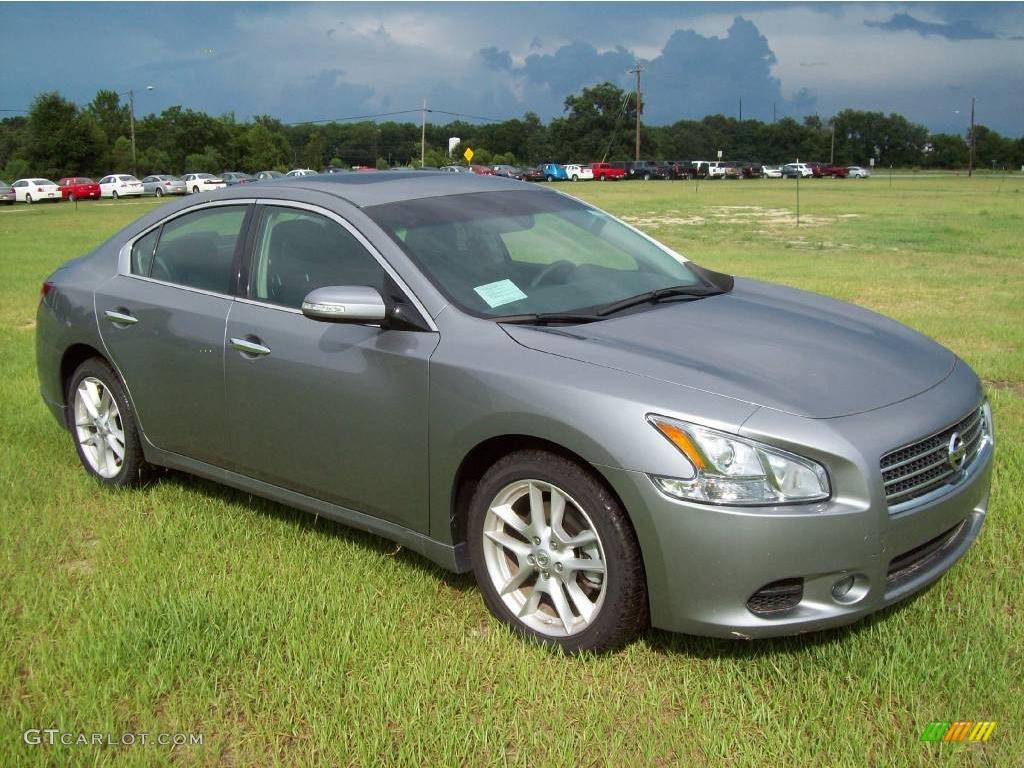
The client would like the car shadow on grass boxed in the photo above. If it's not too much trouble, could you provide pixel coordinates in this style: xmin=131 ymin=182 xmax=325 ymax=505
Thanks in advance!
xmin=160 ymin=469 xmax=478 ymax=594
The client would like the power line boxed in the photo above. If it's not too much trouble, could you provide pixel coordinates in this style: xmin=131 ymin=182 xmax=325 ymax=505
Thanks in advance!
xmin=287 ymin=106 xmax=507 ymax=127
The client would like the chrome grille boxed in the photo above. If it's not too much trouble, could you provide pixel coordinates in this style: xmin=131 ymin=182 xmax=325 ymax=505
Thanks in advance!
xmin=881 ymin=407 xmax=985 ymax=508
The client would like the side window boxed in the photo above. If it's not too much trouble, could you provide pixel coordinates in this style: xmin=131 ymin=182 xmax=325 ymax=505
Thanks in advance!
xmin=130 ymin=228 xmax=160 ymax=276
xmin=150 ymin=206 xmax=247 ymax=293
xmin=249 ymin=207 xmax=388 ymax=309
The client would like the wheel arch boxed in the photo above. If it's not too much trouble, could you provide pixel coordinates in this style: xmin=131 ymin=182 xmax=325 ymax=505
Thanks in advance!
xmin=60 ymin=343 xmax=108 ymax=414
xmin=448 ymin=434 xmax=634 ymax=552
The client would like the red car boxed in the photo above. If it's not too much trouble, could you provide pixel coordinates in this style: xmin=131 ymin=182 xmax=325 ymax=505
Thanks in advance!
xmin=470 ymin=165 xmax=496 ymax=176
xmin=58 ymin=177 xmax=101 ymax=201
xmin=590 ymin=162 xmax=626 ymax=181
xmin=808 ymin=163 xmax=848 ymax=179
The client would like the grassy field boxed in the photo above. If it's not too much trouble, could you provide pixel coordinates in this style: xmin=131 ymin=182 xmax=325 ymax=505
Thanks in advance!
xmin=1 ymin=177 xmax=1021 ymax=767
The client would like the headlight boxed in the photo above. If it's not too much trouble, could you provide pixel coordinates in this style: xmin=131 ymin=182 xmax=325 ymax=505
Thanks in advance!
xmin=647 ymin=415 xmax=831 ymax=506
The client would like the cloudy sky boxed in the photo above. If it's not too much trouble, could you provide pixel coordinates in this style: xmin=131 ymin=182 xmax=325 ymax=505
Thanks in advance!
xmin=3 ymin=2 xmax=1022 ymax=135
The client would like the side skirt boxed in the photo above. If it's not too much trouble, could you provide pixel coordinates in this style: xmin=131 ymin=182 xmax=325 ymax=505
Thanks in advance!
xmin=144 ymin=444 xmax=471 ymax=574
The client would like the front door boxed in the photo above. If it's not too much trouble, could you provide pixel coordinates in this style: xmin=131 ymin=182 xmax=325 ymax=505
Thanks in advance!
xmin=224 ymin=203 xmax=438 ymax=531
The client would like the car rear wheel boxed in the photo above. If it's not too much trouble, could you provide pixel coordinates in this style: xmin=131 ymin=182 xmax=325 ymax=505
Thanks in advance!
xmin=468 ymin=450 xmax=648 ymax=652
xmin=112 ymin=190 xmax=119 ymax=200
xmin=68 ymin=193 xmax=76 ymax=202
xmin=68 ymin=358 xmax=152 ymax=487
xmin=192 ymin=186 xmax=200 ymax=194
xmin=25 ymin=194 xmax=33 ymax=204
xmin=155 ymin=187 xmax=164 ymax=197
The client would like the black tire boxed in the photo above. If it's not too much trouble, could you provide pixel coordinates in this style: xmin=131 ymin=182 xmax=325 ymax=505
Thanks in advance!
xmin=112 ymin=190 xmax=119 ymax=200
xmin=467 ymin=449 xmax=648 ymax=653
xmin=67 ymin=357 xmax=153 ymax=487
xmin=192 ymin=186 xmax=200 ymax=194
xmin=545 ymin=175 xmax=554 ymax=182
xmin=68 ymin=193 xmax=76 ymax=203
xmin=643 ymin=173 xmax=651 ymax=181
xmin=598 ymin=175 xmax=606 ymax=181
xmin=155 ymin=187 xmax=164 ymax=197
xmin=25 ymin=194 xmax=33 ymax=204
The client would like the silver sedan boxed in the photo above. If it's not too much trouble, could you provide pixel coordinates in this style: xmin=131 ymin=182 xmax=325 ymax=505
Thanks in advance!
xmin=36 ymin=173 xmax=992 ymax=652
xmin=141 ymin=175 xmax=187 ymax=197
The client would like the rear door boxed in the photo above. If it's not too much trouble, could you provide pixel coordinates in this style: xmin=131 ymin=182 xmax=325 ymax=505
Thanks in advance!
xmin=95 ymin=202 xmax=253 ymax=464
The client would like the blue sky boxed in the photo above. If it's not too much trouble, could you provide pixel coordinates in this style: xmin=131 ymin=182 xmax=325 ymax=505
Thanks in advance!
xmin=3 ymin=2 xmax=1022 ymax=135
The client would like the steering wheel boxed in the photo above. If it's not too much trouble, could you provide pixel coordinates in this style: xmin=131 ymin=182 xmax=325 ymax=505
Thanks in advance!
xmin=528 ymin=259 xmax=576 ymax=289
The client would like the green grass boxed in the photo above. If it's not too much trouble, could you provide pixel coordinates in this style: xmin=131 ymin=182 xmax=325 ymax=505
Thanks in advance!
xmin=1 ymin=178 xmax=1022 ymax=766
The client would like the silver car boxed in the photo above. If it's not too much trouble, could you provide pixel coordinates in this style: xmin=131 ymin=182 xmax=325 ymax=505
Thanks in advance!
xmin=141 ymin=175 xmax=187 ymax=197
xmin=36 ymin=173 xmax=993 ymax=652
xmin=0 ymin=180 xmax=14 ymax=205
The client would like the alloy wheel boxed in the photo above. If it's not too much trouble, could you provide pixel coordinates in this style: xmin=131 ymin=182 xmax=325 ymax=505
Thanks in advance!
xmin=481 ymin=479 xmax=607 ymax=637
xmin=73 ymin=377 xmax=126 ymax=478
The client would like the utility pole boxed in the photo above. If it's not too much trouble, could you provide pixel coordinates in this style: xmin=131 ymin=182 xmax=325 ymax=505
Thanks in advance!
xmin=738 ymin=97 xmax=742 ymax=122
xmin=420 ymin=98 xmax=427 ymax=168
xmin=968 ymin=96 xmax=976 ymax=177
xmin=830 ymin=122 xmax=835 ymax=165
xmin=773 ymin=103 xmax=776 ymax=123
xmin=629 ymin=62 xmax=644 ymax=161
xmin=129 ymin=89 xmax=137 ymax=176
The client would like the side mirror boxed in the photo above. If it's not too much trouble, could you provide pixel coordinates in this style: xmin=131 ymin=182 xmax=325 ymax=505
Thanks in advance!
xmin=301 ymin=286 xmax=387 ymax=324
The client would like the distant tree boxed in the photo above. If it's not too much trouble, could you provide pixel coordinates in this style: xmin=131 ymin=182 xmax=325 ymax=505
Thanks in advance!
xmin=924 ymin=133 xmax=969 ymax=169
xmin=25 ymin=92 xmax=105 ymax=177
xmin=242 ymin=123 xmax=288 ymax=170
xmin=110 ymin=136 xmax=134 ymax=172
xmin=184 ymin=146 xmax=222 ymax=173
xmin=86 ymin=90 xmax=129 ymax=166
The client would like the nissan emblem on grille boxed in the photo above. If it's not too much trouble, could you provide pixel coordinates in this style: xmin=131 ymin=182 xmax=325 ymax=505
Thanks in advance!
xmin=947 ymin=432 xmax=966 ymax=471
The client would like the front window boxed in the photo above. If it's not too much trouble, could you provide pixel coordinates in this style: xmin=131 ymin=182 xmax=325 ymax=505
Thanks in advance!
xmin=367 ymin=190 xmax=704 ymax=317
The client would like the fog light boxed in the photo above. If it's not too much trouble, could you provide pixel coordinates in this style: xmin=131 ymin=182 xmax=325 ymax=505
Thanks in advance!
xmin=831 ymin=574 xmax=868 ymax=605
xmin=832 ymin=576 xmax=855 ymax=600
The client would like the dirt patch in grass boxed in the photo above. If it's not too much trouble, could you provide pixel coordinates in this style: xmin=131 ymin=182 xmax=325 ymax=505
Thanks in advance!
xmin=623 ymin=205 xmax=858 ymax=230
xmin=983 ymin=379 xmax=1024 ymax=397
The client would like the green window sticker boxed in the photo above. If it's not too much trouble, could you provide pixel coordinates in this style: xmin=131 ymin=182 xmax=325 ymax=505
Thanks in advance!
xmin=473 ymin=279 xmax=528 ymax=308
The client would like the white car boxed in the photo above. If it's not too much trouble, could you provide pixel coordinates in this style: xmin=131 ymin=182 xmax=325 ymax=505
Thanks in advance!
xmin=98 ymin=174 xmax=145 ymax=199
xmin=783 ymin=163 xmax=814 ymax=178
xmin=762 ymin=165 xmax=783 ymax=178
xmin=182 ymin=173 xmax=227 ymax=194
xmin=847 ymin=166 xmax=872 ymax=179
xmin=564 ymin=164 xmax=594 ymax=181
xmin=693 ymin=160 xmax=728 ymax=179
xmin=286 ymin=168 xmax=317 ymax=177
xmin=11 ymin=178 xmax=61 ymax=203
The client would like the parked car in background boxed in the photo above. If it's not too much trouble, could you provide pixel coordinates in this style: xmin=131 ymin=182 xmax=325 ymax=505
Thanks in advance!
xmin=722 ymin=162 xmax=743 ymax=180
xmin=810 ymin=162 xmax=848 ymax=179
xmin=521 ymin=166 xmax=546 ymax=182
xmin=254 ymin=170 xmax=286 ymax=181
xmin=0 ymin=180 xmax=14 ymax=205
xmin=57 ymin=177 xmax=101 ymax=201
xmin=12 ymin=178 xmax=61 ymax=203
xmin=540 ymin=163 xmax=568 ymax=181
xmin=221 ymin=172 xmax=255 ymax=186
xmin=590 ymin=162 xmax=626 ymax=181
xmin=782 ymin=163 xmax=813 ymax=179
xmin=97 ymin=175 xmax=143 ymax=199
xmin=286 ymin=169 xmax=317 ymax=177
xmin=627 ymin=160 xmax=669 ymax=180
xmin=692 ymin=160 xmax=728 ymax=179
xmin=737 ymin=162 xmax=764 ymax=179
xmin=564 ymin=164 xmax=594 ymax=181
xmin=491 ymin=165 xmax=524 ymax=179
xmin=470 ymin=165 xmax=496 ymax=176
xmin=661 ymin=161 xmax=691 ymax=180
xmin=847 ymin=166 xmax=872 ymax=178
xmin=141 ymin=175 xmax=187 ymax=197
xmin=37 ymin=172 xmax=994 ymax=652
xmin=182 ymin=173 xmax=227 ymax=194
xmin=763 ymin=165 xmax=783 ymax=178
xmin=439 ymin=165 xmax=473 ymax=174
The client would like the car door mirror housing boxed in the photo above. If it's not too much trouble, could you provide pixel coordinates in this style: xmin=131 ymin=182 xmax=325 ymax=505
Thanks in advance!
xmin=301 ymin=286 xmax=387 ymax=324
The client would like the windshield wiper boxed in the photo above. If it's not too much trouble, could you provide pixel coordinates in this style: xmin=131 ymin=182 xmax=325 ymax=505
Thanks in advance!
xmin=595 ymin=285 xmax=725 ymax=317
xmin=492 ymin=312 xmax=602 ymax=325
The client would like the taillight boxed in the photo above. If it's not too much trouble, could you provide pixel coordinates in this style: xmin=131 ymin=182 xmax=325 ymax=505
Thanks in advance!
xmin=164 ymin=181 xmax=171 ymax=186
xmin=37 ymin=187 xmax=44 ymax=192
xmin=40 ymin=280 xmax=55 ymax=301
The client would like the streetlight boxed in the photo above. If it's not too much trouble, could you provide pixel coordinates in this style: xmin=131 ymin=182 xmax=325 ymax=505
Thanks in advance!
xmin=120 ymin=85 xmax=154 ymax=175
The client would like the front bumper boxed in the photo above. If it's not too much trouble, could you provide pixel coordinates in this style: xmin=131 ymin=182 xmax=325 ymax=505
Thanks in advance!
xmin=601 ymin=368 xmax=993 ymax=638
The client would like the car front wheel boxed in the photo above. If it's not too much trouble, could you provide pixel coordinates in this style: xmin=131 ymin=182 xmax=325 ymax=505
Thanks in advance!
xmin=468 ymin=450 xmax=648 ymax=652
xmin=68 ymin=358 xmax=152 ymax=487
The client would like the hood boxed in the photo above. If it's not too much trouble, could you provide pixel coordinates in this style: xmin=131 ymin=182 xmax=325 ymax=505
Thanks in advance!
xmin=503 ymin=277 xmax=955 ymax=418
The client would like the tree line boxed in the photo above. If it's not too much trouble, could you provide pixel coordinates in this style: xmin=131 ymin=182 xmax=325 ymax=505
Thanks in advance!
xmin=2 ymin=83 xmax=1021 ymax=180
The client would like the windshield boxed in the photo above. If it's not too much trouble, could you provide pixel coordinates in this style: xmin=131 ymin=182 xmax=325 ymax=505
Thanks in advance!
xmin=367 ymin=190 xmax=705 ymax=317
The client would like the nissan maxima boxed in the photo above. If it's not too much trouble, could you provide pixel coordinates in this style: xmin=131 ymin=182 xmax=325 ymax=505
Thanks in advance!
xmin=36 ymin=173 xmax=993 ymax=652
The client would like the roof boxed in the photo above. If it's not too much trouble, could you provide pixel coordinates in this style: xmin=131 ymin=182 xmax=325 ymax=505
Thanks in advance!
xmin=248 ymin=170 xmax=535 ymax=208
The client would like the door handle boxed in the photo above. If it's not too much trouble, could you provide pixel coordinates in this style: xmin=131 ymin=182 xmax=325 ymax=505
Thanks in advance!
xmin=230 ymin=336 xmax=271 ymax=357
xmin=104 ymin=309 xmax=138 ymax=325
